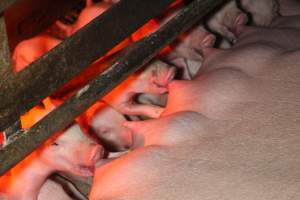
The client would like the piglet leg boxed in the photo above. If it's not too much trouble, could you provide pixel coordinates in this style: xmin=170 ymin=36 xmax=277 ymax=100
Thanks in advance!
xmin=118 ymin=101 xmax=164 ymax=119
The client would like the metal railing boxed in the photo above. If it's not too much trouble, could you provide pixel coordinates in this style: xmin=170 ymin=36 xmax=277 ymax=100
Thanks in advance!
xmin=0 ymin=0 xmax=227 ymax=176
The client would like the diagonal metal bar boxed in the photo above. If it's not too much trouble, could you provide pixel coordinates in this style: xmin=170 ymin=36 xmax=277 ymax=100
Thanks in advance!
xmin=0 ymin=0 xmax=227 ymax=176
xmin=0 ymin=0 xmax=18 ymax=14
xmin=0 ymin=15 xmax=12 ymax=84
xmin=0 ymin=0 xmax=175 ymax=131
xmin=0 ymin=15 xmax=21 ymax=142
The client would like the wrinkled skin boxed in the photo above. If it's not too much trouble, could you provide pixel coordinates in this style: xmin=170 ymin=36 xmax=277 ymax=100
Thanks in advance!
xmin=102 ymin=60 xmax=176 ymax=118
xmin=90 ymin=13 xmax=300 ymax=200
xmin=0 ymin=104 xmax=103 ymax=200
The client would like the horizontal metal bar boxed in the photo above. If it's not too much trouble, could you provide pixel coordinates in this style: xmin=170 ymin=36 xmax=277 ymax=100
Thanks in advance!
xmin=0 ymin=0 xmax=227 ymax=176
xmin=0 ymin=0 xmax=175 ymax=131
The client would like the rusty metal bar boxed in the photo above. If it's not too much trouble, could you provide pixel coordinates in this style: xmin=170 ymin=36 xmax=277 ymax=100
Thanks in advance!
xmin=0 ymin=0 xmax=18 ymax=14
xmin=0 ymin=0 xmax=227 ymax=176
xmin=0 ymin=15 xmax=12 ymax=83
xmin=0 ymin=0 xmax=175 ymax=131
xmin=0 ymin=14 xmax=20 ymax=142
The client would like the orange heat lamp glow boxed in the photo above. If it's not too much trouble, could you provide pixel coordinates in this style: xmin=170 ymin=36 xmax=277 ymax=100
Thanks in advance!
xmin=0 ymin=98 xmax=61 ymax=193
xmin=1 ymin=1 xmax=187 ymax=195
xmin=131 ymin=19 xmax=160 ymax=42
xmin=20 ymin=97 xmax=58 ymax=129
xmin=0 ymin=132 xmax=4 ymax=146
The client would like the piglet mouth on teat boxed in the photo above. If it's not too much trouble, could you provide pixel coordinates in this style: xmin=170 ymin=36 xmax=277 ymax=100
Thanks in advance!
xmin=154 ymin=67 xmax=176 ymax=88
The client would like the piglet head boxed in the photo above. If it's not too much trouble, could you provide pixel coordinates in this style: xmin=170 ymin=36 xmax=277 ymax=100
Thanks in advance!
xmin=22 ymin=98 xmax=104 ymax=177
xmin=89 ymin=103 xmax=133 ymax=152
xmin=40 ymin=124 xmax=104 ymax=177
xmin=140 ymin=60 xmax=176 ymax=94
xmin=55 ymin=2 xmax=111 ymax=38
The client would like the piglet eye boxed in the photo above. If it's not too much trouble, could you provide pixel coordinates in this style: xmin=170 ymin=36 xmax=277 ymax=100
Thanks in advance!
xmin=52 ymin=142 xmax=59 ymax=146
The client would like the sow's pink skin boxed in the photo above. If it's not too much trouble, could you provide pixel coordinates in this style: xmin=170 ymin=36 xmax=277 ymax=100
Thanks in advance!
xmin=0 ymin=100 xmax=103 ymax=200
xmin=90 ymin=13 xmax=300 ymax=200
xmin=163 ymin=1 xmax=249 ymax=80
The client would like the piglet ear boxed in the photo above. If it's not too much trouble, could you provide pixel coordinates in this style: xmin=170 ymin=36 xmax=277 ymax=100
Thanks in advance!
xmin=54 ymin=20 xmax=73 ymax=38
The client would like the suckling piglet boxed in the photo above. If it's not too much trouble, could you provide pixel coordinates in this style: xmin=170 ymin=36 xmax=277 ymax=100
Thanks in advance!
xmin=102 ymin=60 xmax=176 ymax=118
xmin=0 ymin=101 xmax=103 ymax=200
xmin=77 ymin=101 xmax=133 ymax=152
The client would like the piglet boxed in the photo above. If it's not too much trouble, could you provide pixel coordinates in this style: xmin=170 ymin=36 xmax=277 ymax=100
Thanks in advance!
xmin=0 ymin=100 xmax=103 ymax=200
xmin=165 ymin=25 xmax=216 ymax=80
xmin=102 ymin=60 xmax=176 ymax=118
xmin=162 ymin=1 xmax=247 ymax=80
xmin=56 ymin=0 xmax=131 ymax=56
xmin=206 ymin=0 xmax=248 ymax=42
xmin=240 ymin=0 xmax=279 ymax=26
xmin=57 ymin=1 xmax=110 ymax=37
xmin=13 ymin=0 xmax=130 ymax=74
xmin=74 ymin=61 xmax=175 ymax=152
xmin=77 ymin=101 xmax=133 ymax=152
xmin=12 ymin=35 xmax=61 ymax=73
